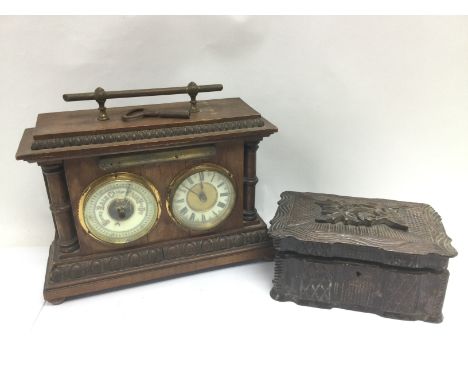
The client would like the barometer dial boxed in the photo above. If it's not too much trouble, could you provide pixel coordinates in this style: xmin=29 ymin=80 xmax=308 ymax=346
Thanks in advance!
xmin=169 ymin=165 xmax=236 ymax=231
xmin=79 ymin=173 xmax=160 ymax=244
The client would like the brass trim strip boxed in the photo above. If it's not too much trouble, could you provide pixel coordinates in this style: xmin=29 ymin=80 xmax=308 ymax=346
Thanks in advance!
xmin=98 ymin=146 xmax=216 ymax=171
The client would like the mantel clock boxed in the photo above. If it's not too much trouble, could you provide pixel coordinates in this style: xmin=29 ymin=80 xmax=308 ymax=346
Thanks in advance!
xmin=16 ymin=82 xmax=278 ymax=303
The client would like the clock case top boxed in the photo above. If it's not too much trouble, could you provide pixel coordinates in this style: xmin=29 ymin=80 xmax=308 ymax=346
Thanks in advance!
xmin=16 ymin=98 xmax=277 ymax=163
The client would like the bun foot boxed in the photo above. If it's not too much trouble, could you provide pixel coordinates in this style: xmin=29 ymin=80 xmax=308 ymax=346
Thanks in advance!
xmin=48 ymin=298 xmax=65 ymax=305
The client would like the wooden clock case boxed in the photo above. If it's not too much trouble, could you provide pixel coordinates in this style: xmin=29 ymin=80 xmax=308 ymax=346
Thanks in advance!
xmin=16 ymin=97 xmax=278 ymax=303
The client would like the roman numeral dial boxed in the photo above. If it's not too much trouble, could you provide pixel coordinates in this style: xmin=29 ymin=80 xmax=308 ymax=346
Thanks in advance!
xmin=169 ymin=165 xmax=236 ymax=231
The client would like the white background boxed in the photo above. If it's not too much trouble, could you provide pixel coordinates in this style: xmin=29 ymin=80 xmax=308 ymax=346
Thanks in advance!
xmin=1 ymin=16 xmax=467 ymax=381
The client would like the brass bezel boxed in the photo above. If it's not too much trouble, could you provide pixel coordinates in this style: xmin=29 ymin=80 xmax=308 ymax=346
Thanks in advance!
xmin=78 ymin=172 xmax=161 ymax=245
xmin=167 ymin=163 xmax=237 ymax=232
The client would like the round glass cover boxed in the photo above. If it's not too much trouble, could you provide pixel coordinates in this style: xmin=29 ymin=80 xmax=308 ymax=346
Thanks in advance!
xmin=169 ymin=165 xmax=236 ymax=231
xmin=79 ymin=173 xmax=160 ymax=244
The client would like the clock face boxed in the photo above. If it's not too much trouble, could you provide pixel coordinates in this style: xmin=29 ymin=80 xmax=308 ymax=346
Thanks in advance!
xmin=79 ymin=173 xmax=160 ymax=244
xmin=169 ymin=165 xmax=236 ymax=231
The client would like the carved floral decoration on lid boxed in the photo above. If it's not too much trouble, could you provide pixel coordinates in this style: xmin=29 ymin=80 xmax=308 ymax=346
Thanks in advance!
xmin=315 ymin=199 xmax=409 ymax=231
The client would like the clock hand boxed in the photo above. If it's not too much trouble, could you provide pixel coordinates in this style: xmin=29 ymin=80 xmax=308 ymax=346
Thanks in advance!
xmin=198 ymin=189 xmax=207 ymax=202
xmin=198 ymin=177 xmax=208 ymax=202
xmin=182 ymin=184 xmax=207 ymax=202
xmin=182 ymin=185 xmax=200 ymax=197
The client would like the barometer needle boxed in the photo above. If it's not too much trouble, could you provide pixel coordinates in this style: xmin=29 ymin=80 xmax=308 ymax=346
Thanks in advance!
xmin=124 ymin=183 xmax=131 ymax=199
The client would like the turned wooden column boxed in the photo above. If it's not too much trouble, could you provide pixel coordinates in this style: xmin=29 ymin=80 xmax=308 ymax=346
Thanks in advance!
xmin=243 ymin=140 xmax=260 ymax=221
xmin=41 ymin=163 xmax=79 ymax=253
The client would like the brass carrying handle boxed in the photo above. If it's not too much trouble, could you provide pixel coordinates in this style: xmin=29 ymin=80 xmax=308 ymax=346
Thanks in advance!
xmin=63 ymin=82 xmax=223 ymax=121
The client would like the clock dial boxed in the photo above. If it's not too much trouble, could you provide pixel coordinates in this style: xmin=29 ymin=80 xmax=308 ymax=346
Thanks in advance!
xmin=79 ymin=173 xmax=160 ymax=244
xmin=169 ymin=165 xmax=236 ymax=231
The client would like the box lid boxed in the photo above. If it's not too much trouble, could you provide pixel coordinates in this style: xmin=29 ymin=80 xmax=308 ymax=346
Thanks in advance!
xmin=269 ymin=192 xmax=457 ymax=269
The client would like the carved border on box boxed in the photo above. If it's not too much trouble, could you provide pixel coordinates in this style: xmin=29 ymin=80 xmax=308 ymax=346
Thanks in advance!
xmin=269 ymin=191 xmax=457 ymax=257
xmin=32 ymin=118 xmax=265 ymax=150
xmin=49 ymin=229 xmax=270 ymax=283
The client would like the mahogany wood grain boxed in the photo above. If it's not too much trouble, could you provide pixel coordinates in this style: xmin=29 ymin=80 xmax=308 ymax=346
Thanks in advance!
xmin=34 ymin=98 xmax=259 ymax=139
xmin=64 ymin=141 xmax=246 ymax=257
xmin=16 ymin=120 xmax=277 ymax=163
xmin=41 ymin=163 xmax=79 ymax=253
xmin=243 ymin=140 xmax=260 ymax=221
xmin=16 ymin=96 xmax=278 ymax=302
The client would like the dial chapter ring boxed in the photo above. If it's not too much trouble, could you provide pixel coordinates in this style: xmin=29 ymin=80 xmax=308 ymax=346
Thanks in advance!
xmin=167 ymin=164 xmax=237 ymax=232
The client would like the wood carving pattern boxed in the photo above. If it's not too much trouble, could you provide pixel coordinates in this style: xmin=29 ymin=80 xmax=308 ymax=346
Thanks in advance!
xmin=272 ymin=256 xmax=284 ymax=289
xmin=315 ymin=199 xmax=408 ymax=231
xmin=270 ymin=253 xmax=450 ymax=322
xmin=31 ymin=118 xmax=265 ymax=150
xmin=50 ymin=229 xmax=269 ymax=283
xmin=269 ymin=191 xmax=457 ymax=258
xmin=269 ymin=192 xmax=457 ymax=322
xmin=302 ymin=281 xmax=332 ymax=302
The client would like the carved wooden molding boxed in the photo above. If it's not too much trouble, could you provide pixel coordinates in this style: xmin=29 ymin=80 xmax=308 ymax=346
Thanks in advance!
xmin=49 ymin=229 xmax=270 ymax=283
xmin=32 ymin=118 xmax=265 ymax=150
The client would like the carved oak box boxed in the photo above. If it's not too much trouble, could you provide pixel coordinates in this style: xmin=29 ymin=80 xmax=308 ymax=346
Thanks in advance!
xmin=268 ymin=192 xmax=457 ymax=323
